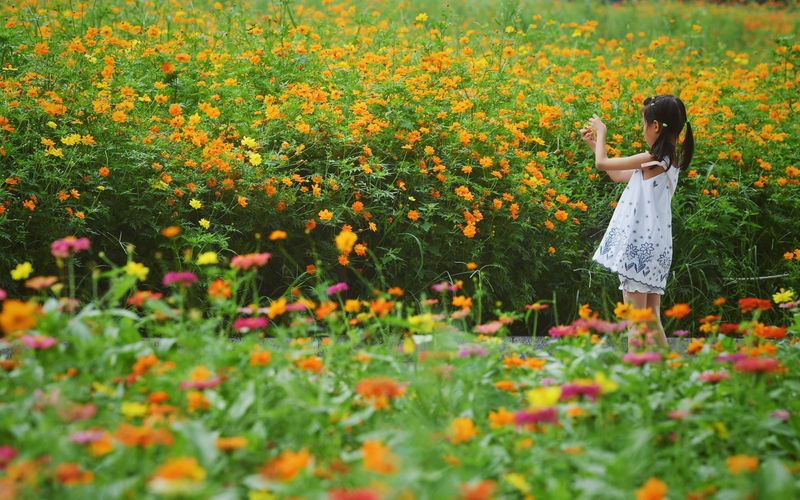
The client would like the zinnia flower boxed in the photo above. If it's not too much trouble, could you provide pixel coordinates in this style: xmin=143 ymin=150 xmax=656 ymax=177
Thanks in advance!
xmin=232 ymin=316 xmax=269 ymax=333
xmin=50 ymin=236 xmax=91 ymax=258
xmin=20 ymin=335 xmax=57 ymax=349
xmin=162 ymin=271 xmax=198 ymax=287
xmin=326 ymin=282 xmax=349 ymax=295
xmin=230 ymin=252 xmax=271 ymax=270
xmin=623 ymin=352 xmax=662 ymax=366
xmin=513 ymin=407 xmax=558 ymax=426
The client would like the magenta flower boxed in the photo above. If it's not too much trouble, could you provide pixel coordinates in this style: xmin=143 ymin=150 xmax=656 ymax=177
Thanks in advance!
xmin=623 ymin=352 xmax=662 ymax=366
xmin=0 ymin=288 xmax=6 ymax=301
xmin=540 ymin=377 xmax=558 ymax=386
xmin=326 ymin=282 xmax=349 ymax=295
xmin=559 ymin=383 xmax=601 ymax=402
xmin=233 ymin=316 xmax=269 ymax=333
xmin=20 ymin=335 xmax=57 ymax=349
xmin=672 ymin=329 xmax=690 ymax=337
xmin=230 ymin=252 xmax=272 ymax=271
xmin=237 ymin=306 xmax=270 ymax=315
xmin=513 ymin=407 xmax=558 ymax=426
xmin=779 ymin=299 xmax=800 ymax=309
xmin=0 ymin=446 xmax=17 ymax=469
xmin=162 ymin=271 xmax=198 ymax=287
xmin=474 ymin=320 xmax=504 ymax=335
xmin=50 ymin=236 xmax=91 ymax=259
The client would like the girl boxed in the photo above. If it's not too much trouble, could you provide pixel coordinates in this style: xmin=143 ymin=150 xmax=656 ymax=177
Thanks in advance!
xmin=581 ymin=94 xmax=694 ymax=351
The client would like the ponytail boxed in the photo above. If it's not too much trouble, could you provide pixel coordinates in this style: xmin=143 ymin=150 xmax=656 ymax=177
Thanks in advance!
xmin=679 ymin=121 xmax=694 ymax=169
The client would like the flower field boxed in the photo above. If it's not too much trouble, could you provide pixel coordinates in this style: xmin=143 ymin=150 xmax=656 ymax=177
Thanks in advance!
xmin=1 ymin=0 xmax=800 ymax=498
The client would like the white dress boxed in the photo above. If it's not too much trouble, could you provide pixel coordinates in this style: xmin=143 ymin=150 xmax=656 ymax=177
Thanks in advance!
xmin=592 ymin=157 xmax=679 ymax=295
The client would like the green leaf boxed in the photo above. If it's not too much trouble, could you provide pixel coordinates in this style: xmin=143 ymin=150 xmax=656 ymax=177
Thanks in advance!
xmin=228 ymin=381 xmax=256 ymax=421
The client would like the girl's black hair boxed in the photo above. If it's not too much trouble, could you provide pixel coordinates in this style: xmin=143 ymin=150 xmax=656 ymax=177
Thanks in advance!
xmin=642 ymin=94 xmax=694 ymax=169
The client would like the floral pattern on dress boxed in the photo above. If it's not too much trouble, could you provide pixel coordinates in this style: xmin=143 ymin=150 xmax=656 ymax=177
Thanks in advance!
xmin=623 ymin=242 xmax=654 ymax=275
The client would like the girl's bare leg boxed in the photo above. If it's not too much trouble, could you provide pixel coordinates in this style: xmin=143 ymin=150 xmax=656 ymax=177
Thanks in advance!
xmin=646 ymin=293 xmax=669 ymax=349
xmin=622 ymin=291 xmax=650 ymax=352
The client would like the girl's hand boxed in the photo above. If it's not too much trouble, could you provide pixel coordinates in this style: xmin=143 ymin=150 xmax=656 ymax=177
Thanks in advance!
xmin=588 ymin=114 xmax=606 ymax=135
xmin=580 ymin=126 xmax=596 ymax=150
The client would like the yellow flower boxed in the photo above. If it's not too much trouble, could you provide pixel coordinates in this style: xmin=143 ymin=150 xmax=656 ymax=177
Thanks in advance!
xmin=196 ymin=252 xmax=219 ymax=265
xmin=335 ymin=228 xmax=357 ymax=254
xmin=11 ymin=262 xmax=33 ymax=280
xmin=46 ymin=121 xmax=57 ymax=129
xmin=402 ymin=336 xmax=415 ymax=354
xmin=248 ymin=152 xmax=262 ymax=165
xmin=594 ymin=372 xmax=618 ymax=394
xmin=198 ymin=219 xmax=210 ymax=229
xmin=415 ymin=13 xmax=428 ymax=22
xmin=121 ymin=401 xmax=148 ymax=418
xmin=249 ymin=491 xmax=277 ymax=500
xmin=525 ymin=386 xmax=561 ymax=409
xmin=189 ymin=199 xmax=202 ymax=209
xmin=614 ymin=302 xmax=632 ymax=319
xmin=772 ymin=288 xmax=795 ymax=304
xmin=92 ymin=382 xmax=115 ymax=396
xmin=125 ymin=261 xmax=150 ymax=281
xmin=504 ymin=473 xmax=531 ymax=494
xmin=241 ymin=136 xmax=258 ymax=149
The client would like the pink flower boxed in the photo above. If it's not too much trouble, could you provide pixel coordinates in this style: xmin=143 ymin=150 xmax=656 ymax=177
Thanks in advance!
xmin=734 ymin=356 xmax=780 ymax=373
xmin=50 ymin=236 xmax=91 ymax=259
xmin=513 ymin=407 xmax=558 ymax=426
xmin=672 ymin=329 xmax=690 ymax=337
xmin=698 ymin=370 xmax=730 ymax=383
xmin=715 ymin=352 xmax=747 ymax=363
xmin=771 ymin=409 xmax=790 ymax=421
xmin=779 ymin=299 xmax=800 ymax=309
xmin=667 ymin=410 xmax=689 ymax=420
xmin=69 ymin=429 xmax=106 ymax=444
xmin=162 ymin=271 xmax=198 ymax=287
xmin=573 ymin=318 xmax=627 ymax=334
xmin=559 ymin=383 xmax=601 ymax=402
xmin=474 ymin=320 xmax=504 ymax=335
xmin=540 ymin=377 xmax=558 ymax=386
xmin=326 ymin=282 xmax=349 ymax=295
xmin=328 ymin=488 xmax=381 ymax=500
xmin=233 ymin=316 xmax=269 ymax=333
xmin=432 ymin=281 xmax=459 ymax=293
xmin=20 ymin=335 xmax=57 ymax=349
xmin=180 ymin=376 xmax=222 ymax=390
xmin=548 ymin=324 xmax=576 ymax=337
xmin=623 ymin=352 xmax=662 ymax=366
xmin=457 ymin=344 xmax=488 ymax=357
xmin=0 ymin=288 xmax=6 ymax=301
xmin=285 ymin=301 xmax=310 ymax=311
xmin=231 ymin=252 xmax=272 ymax=270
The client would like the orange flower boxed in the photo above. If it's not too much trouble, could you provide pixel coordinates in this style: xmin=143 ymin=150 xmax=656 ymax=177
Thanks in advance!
xmin=55 ymin=463 xmax=94 ymax=485
xmin=152 ymin=456 xmax=206 ymax=481
xmin=495 ymin=380 xmax=517 ymax=391
xmin=215 ymin=436 xmax=248 ymax=452
xmin=249 ymin=347 xmax=272 ymax=366
xmin=488 ymin=408 xmax=515 ymax=429
xmin=98 ymin=166 xmax=110 ymax=177
xmin=726 ymin=455 xmax=758 ymax=474
xmin=361 ymin=440 xmax=398 ymax=474
xmin=208 ymin=278 xmax=231 ymax=300
xmin=269 ymin=230 xmax=287 ymax=240
xmin=407 ymin=210 xmax=419 ymax=221
xmin=356 ymin=377 xmax=407 ymax=409
xmin=295 ymin=356 xmax=323 ymax=373
xmin=161 ymin=226 xmax=181 ymax=238
xmin=635 ymin=477 xmax=667 ymax=500
xmin=0 ymin=299 xmax=41 ymax=335
xmin=449 ymin=417 xmax=478 ymax=444
xmin=461 ymin=480 xmax=495 ymax=500
xmin=369 ymin=298 xmax=394 ymax=318
xmin=554 ymin=209 xmax=568 ymax=222
xmin=260 ymin=449 xmax=312 ymax=482
xmin=664 ymin=303 xmax=691 ymax=319
xmin=186 ymin=391 xmax=210 ymax=412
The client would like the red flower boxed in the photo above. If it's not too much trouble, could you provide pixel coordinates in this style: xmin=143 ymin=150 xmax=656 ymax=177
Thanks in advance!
xmin=738 ymin=298 xmax=772 ymax=314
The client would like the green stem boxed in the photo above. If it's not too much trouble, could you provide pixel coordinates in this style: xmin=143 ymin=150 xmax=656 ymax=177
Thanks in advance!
xmin=68 ymin=257 xmax=76 ymax=300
